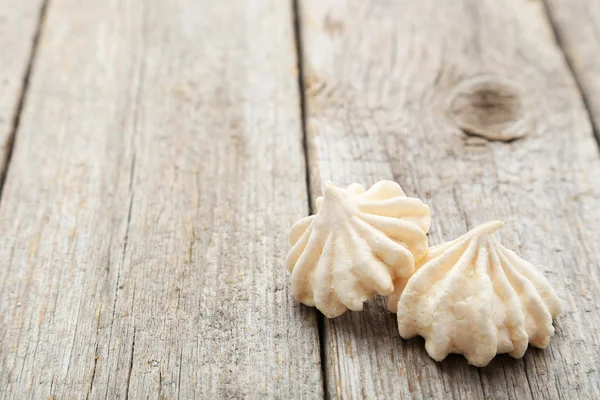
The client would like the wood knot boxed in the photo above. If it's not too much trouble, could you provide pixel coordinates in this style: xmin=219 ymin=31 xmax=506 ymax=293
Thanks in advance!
xmin=446 ymin=76 xmax=534 ymax=142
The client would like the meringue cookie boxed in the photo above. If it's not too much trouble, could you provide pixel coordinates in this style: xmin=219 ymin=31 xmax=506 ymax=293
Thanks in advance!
xmin=395 ymin=221 xmax=562 ymax=367
xmin=286 ymin=181 xmax=431 ymax=317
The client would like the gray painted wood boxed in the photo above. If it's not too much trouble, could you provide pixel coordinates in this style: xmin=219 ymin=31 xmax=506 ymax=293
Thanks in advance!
xmin=298 ymin=0 xmax=600 ymax=398
xmin=0 ymin=0 xmax=323 ymax=398
xmin=0 ymin=0 xmax=45 ymax=179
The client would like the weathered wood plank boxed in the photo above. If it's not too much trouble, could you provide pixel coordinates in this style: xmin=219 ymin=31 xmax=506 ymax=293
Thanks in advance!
xmin=0 ymin=0 xmax=45 ymax=181
xmin=0 ymin=0 xmax=323 ymax=398
xmin=298 ymin=0 xmax=600 ymax=398
xmin=543 ymin=1 xmax=600 ymax=140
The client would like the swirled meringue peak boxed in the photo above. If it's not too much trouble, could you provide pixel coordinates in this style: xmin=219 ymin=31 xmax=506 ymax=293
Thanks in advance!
xmin=286 ymin=181 xmax=431 ymax=318
xmin=395 ymin=221 xmax=562 ymax=367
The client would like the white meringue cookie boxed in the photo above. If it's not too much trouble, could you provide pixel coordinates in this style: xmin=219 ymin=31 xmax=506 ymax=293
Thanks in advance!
xmin=286 ymin=181 xmax=431 ymax=317
xmin=394 ymin=221 xmax=562 ymax=367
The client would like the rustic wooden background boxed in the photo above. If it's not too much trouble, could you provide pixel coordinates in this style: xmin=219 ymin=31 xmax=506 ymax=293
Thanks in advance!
xmin=1 ymin=0 xmax=599 ymax=398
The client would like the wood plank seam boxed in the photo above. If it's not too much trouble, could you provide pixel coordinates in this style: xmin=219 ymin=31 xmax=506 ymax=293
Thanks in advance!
xmin=0 ymin=0 xmax=50 ymax=201
xmin=292 ymin=1 xmax=328 ymax=399
xmin=541 ymin=0 xmax=600 ymax=153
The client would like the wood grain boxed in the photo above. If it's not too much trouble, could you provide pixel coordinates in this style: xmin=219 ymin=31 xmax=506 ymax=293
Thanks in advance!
xmin=298 ymin=0 xmax=600 ymax=398
xmin=543 ymin=0 xmax=600 ymax=139
xmin=0 ymin=0 xmax=323 ymax=398
xmin=0 ymin=0 xmax=45 ymax=181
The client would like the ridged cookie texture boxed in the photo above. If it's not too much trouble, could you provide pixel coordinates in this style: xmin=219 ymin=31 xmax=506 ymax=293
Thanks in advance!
xmin=286 ymin=181 xmax=431 ymax=318
xmin=395 ymin=221 xmax=562 ymax=367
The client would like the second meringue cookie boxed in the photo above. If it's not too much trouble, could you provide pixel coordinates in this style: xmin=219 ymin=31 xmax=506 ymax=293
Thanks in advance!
xmin=394 ymin=221 xmax=562 ymax=367
xmin=286 ymin=181 xmax=431 ymax=317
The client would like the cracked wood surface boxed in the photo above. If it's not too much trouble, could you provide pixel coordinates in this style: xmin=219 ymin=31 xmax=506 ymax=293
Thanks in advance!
xmin=0 ymin=0 xmax=45 ymax=182
xmin=298 ymin=0 xmax=600 ymax=398
xmin=0 ymin=0 xmax=322 ymax=398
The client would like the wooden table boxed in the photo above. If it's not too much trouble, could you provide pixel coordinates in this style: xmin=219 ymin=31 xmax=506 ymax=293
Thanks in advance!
xmin=1 ymin=0 xmax=599 ymax=398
